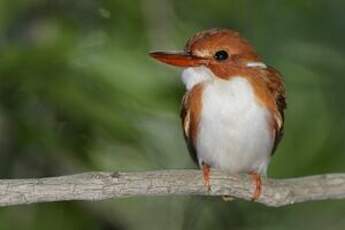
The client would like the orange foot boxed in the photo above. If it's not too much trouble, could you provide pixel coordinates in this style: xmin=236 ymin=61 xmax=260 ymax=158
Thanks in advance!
xmin=202 ymin=162 xmax=211 ymax=191
xmin=249 ymin=172 xmax=262 ymax=201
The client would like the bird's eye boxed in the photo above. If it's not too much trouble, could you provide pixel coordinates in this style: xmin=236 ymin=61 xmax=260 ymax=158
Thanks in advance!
xmin=214 ymin=50 xmax=229 ymax=61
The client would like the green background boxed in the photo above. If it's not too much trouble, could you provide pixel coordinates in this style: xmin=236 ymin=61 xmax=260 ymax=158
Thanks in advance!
xmin=0 ymin=0 xmax=345 ymax=229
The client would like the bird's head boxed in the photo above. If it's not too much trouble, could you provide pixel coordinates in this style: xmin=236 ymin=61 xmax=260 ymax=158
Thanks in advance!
xmin=150 ymin=28 xmax=265 ymax=74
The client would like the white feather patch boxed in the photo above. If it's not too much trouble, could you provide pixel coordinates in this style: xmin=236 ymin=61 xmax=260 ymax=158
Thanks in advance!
xmin=181 ymin=66 xmax=213 ymax=90
xmin=246 ymin=62 xmax=267 ymax=68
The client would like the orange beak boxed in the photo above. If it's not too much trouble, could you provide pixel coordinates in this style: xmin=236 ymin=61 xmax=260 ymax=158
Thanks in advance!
xmin=149 ymin=51 xmax=208 ymax=67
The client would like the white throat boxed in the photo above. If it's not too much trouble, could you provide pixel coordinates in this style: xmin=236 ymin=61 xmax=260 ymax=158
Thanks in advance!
xmin=181 ymin=66 xmax=214 ymax=90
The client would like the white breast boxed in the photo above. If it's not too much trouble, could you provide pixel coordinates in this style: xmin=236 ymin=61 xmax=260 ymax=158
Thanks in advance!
xmin=181 ymin=67 xmax=274 ymax=175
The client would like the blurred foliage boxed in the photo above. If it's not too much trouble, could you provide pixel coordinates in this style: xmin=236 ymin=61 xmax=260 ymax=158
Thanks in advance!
xmin=0 ymin=0 xmax=344 ymax=229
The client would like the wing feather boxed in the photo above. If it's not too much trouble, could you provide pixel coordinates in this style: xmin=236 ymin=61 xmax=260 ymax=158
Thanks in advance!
xmin=180 ymin=94 xmax=198 ymax=164
xmin=265 ymin=67 xmax=287 ymax=154
xmin=180 ymin=84 xmax=204 ymax=165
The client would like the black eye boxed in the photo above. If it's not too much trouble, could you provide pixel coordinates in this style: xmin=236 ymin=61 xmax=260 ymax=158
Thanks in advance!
xmin=214 ymin=50 xmax=229 ymax=61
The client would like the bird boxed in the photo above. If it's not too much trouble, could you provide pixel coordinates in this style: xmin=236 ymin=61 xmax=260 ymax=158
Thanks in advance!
xmin=149 ymin=28 xmax=286 ymax=200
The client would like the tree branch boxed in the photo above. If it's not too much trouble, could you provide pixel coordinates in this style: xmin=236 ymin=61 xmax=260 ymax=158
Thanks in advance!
xmin=0 ymin=170 xmax=345 ymax=207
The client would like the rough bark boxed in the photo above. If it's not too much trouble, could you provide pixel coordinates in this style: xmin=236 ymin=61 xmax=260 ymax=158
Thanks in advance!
xmin=0 ymin=170 xmax=345 ymax=207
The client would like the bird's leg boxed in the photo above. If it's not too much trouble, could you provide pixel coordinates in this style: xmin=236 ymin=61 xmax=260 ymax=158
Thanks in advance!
xmin=201 ymin=162 xmax=211 ymax=191
xmin=249 ymin=172 xmax=262 ymax=201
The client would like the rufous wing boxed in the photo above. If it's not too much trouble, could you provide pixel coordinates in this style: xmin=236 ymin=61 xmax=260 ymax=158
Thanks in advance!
xmin=180 ymin=84 xmax=204 ymax=165
xmin=265 ymin=66 xmax=287 ymax=154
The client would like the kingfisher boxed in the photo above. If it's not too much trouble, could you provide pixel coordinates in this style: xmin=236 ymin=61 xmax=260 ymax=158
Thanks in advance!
xmin=149 ymin=28 xmax=286 ymax=200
